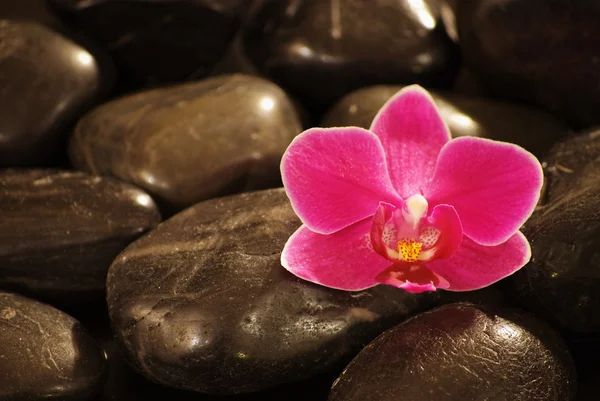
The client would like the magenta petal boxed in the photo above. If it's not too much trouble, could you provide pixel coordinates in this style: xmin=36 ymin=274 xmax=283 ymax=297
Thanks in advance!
xmin=426 ymin=137 xmax=543 ymax=246
xmin=281 ymin=127 xmax=402 ymax=235
xmin=428 ymin=204 xmax=462 ymax=259
xmin=426 ymin=231 xmax=531 ymax=292
xmin=281 ymin=220 xmax=390 ymax=291
xmin=376 ymin=263 xmax=450 ymax=293
xmin=369 ymin=202 xmax=396 ymax=259
xmin=369 ymin=85 xmax=451 ymax=198
xmin=398 ymin=282 xmax=437 ymax=293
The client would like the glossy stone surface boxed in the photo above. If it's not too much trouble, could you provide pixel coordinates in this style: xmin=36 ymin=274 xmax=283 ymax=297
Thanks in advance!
xmin=49 ymin=0 xmax=250 ymax=86
xmin=0 ymin=0 xmax=63 ymax=30
xmin=329 ymin=303 xmax=576 ymax=401
xmin=107 ymin=188 xmax=437 ymax=394
xmin=103 ymin=337 xmax=332 ymax=401
xmin=82 ymin=303 xmax=333 ymax=400
xmin=0 ymin=169 xmax=160 ymax=301
xmin=0 ymin=20 xmax=106 ymax=166
xmin=243 ymin=0 xmax=459 ymax=107
xmin=0 ymin=292 xmax=107 ymax=400
xmin=86 ymin=308 xmax=332 ymax=401
xmin=457 ymin=0 xmax=600 ymax=128
xmin=70 ymin=74 xmax=302 ymax=212
xmin=322 ymin=85 xmax=570 ymax=157
xmin=510 ymin=130 xmax=600 ymax=337
xmin=541 ymin=130 xmax=600 ymax=203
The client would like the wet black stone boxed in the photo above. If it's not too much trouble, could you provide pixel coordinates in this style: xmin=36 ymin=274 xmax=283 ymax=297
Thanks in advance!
xmin=0 ymin=169 xmax=161 ymax=302
xmin=70 ymin=74 xmax=303 ymax=212
xmin=457 ymin=0 xmax=600 ymax=128
xmin=329 ymin=303 xmax=576 ymax=401
xmin=322 ymin=85 xmax=571 ymax=157
xmin=49 ymin=0 xmax=250 ymax=86
xmin=243 ymin=0 xmax=459 ymax=108
xmin=0 ymin=292 xmax=107 ymax=401
xmin=107 ymin=188 xmax=437 ymax=394
xmin=0 ymin=20 xmax=108 ymax=166
xmin=509 ymin=131 xmax=600 ymax=338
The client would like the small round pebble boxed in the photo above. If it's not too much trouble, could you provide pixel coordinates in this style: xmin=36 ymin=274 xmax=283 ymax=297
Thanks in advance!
xmin=0 ymin=292 xmax=107 ymax=401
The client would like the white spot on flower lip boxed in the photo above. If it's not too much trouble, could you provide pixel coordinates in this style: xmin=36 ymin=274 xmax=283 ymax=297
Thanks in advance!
xmin=419 ymin=226 xmax=441 ymax=248
xmin=418 ymin=247 xmax=437 ymax=262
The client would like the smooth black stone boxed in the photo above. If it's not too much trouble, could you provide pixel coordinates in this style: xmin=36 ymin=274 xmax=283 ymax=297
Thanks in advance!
xmin=49 ymin=0 xmax=250 ymax=86
xmin=541 ymin=130 xmax=600 ymax=203
xmin=0 ymin=0 xmax=63 ymax=30
xmin=322 ymin=85 xmax=571 ymax=157
xmin=70 ymin=74 xmax=303 ymax=212
xmin=107 ymin=188 xmax=437 ymax=394
xmin=509 ymin=131 xmax=600 ymax=337
xmin=329 ymin=303 xmax=576 ymax=401
xmin=243 ymin=0 xmax=459 ymax=108
xmin=103 ymin=336 xmax=332 ymax=401
xmin=457 ymin=0 xmax=600 ymax=128
xmin=0 ymin=169 xmax=160 ymax=302
xmin=88 ymin=309 xmax=332 ymax=401
xmin=0 ymin=20 xmax=107 ymax=166
xmin=89 ymin=306 xmax=332 ymax=400
xmin=0 ymin=292 xmax=107 ymax=401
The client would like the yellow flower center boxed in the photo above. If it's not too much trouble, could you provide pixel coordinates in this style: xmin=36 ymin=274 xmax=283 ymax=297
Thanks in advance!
xmin=397 ymin=240 xmax=423 ymax=263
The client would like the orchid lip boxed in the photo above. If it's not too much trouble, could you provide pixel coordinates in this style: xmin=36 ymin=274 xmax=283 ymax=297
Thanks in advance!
xmin=368 ymin=196 xmax=464 ymax=290
xmin=373 ymin=196 xmax=444 ymax=264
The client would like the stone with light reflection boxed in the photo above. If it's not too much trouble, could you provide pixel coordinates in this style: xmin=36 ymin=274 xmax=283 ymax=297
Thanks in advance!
xmin=49 ymin=0 xmax=250 ymax=86
xmin=0 ymin=169 xmax=160 ymax=303
xmin=321 ymin=85 xmax=570 ymax=157
xmin=243 ymin=0 xmax=459 ymax=107
xmin=0 ymin=20 xmax=108 ymax=166
xmin=456 ymin=0 xmax=600 ymax=128
xmin=329 ymin=303 xmax=576 ymax=401
xmin=70 ymin=74 xmax=302 ymax=212
xmin=107 ymin=188 xmax=437 ymax=394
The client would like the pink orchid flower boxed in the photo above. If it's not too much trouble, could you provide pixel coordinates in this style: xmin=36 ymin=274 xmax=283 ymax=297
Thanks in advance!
xmin=280 ymin=85 xmax=543 ymax=293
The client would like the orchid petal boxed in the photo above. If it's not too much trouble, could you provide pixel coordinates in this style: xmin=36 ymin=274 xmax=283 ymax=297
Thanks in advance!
xmin=376 ymin=263 xmax=450 ymax=293
xmin=426 ymin=137 xmax=543 ymax=246
xmin=426 ymin=204 xmax=463 ymax=259
xmin=369 ymin=85 xmax=451 ymax=198
xmin=426 ymin=231 xmax=531 ymax=292
xmin=399 ymin=282 xmax=437 ymax=294
xmin=281 ymin=220 xmax=390 ymax=291
xmin=369 ymin=202 xmax=397 ymax=260
xmin=281 ymin=127 xmax=402 ymax=235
